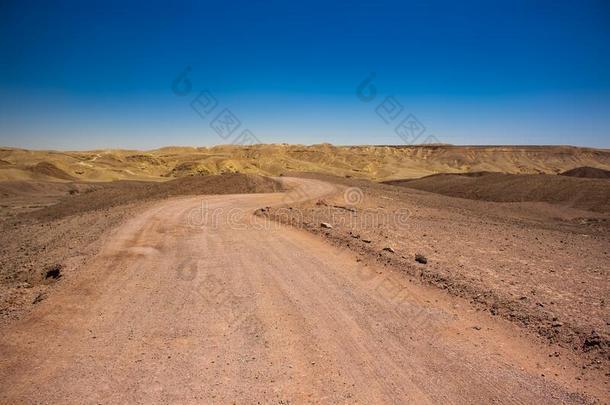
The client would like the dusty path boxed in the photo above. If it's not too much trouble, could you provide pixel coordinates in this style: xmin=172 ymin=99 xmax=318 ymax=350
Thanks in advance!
xmin=0 ymin=178 xmax=600 ymax=403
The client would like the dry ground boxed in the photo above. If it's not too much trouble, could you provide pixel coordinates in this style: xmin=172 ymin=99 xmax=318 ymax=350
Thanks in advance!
xmin=0 ymin=177 xmax=608 ymax=403
xmin=260 ymin=173 xmax=610 ymax=381
xmin=0 ymin=172 xmax=609 ymax=402
xmin=0 ymin=174 xmax=283 ymax=323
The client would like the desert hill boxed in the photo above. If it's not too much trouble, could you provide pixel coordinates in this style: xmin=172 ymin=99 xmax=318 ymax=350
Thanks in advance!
xmin=384 ymin=171 xmax=610 ymax=213
xmin=25 ymin=173 xmax=283 ymax=222
xmin=560 ymin=166 xmax=610 ymax=179
xmin=1 ymin=144 xmax=609 ymax=182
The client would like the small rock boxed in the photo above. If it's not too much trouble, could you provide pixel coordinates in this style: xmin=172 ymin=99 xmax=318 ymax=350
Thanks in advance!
xmin=333 ymin=205 xmax=356 ymax=212
xmin=382 ymin=247 xmax=395 ymax=253
xmin=472 ymin=326 xmax=481 ymax=330
xmin=44 ymin=264 xmax=62 ymax=279
xmin=583 ymin=330 xmax=603 ymax=350
xmin=415 ymin=254 xmax=427 ymax=264
xmin=32 ymin=293 xmax=47 ymax=304
xmin=320 ymin=222 xmax=333 ymax=229
xmin=362 ymin=238 xmax=372 ymax=243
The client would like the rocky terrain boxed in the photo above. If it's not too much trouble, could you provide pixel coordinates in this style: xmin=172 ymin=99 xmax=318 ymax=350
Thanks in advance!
xmin=1 ymin=145 xmax=609 ymax=401
xmin=3 ymin=177 xmax=605 ymax=403
xmin=259 ymin=173 xmax=610 ymax=382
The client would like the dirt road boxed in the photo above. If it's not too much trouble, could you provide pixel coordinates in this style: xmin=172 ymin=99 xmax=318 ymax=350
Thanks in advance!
xmin=0 ymin=178 xmax=600 ymax=403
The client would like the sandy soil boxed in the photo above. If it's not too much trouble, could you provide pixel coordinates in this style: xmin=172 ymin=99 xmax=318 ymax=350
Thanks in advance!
xmin=0 ymin=178 xmax=606 ymax=403
xmin=0 ymin=174 xmax=283 ymax=323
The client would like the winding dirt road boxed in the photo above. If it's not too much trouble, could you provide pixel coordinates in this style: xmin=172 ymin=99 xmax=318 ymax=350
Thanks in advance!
xmin=0 ymin=178 xmax=598 ymax=403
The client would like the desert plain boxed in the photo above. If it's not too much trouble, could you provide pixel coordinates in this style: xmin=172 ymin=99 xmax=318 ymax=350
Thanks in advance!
xmin=0 ymin=144 xmax=609 ymax=403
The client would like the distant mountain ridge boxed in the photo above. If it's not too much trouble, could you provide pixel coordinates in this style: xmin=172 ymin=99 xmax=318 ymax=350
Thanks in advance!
xmin=1 ymin=144 xmax=609 ymax=182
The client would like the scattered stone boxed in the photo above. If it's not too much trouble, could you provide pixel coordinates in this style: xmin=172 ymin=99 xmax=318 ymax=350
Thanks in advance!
xmin=583 ymin=330 xmax=603 ymax=350
xmin=415 ymin=254 xmax=427 ymax=264
xmin=333 ymin=204 xmax=356 ymax=212
xmin=320 ymin=222 xmax=333 ymax=229
xmin=552 ymin=321 xmax=563 ymax=327
xmin=362 ymin=238 xmax=372 ymax=243
xmin=472 ymin=326 xmax=481 ymax=330
xmin=382 ymin=247 xmax=395 ymax=253
xmin=44 ymin=264 xmax=62 ymax=279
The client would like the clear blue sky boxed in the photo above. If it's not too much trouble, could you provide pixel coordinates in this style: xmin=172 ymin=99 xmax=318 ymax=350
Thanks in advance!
xmin=1 ymin=0 xmax=609 ymax=149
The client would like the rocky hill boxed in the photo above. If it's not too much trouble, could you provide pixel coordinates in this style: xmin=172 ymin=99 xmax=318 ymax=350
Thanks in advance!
xmin=1 ymin=144 xmax=609 ymax=182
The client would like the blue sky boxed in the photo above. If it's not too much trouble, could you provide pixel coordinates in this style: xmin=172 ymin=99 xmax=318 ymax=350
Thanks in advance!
xmin=1 ymin=0 xmax=609 ymax=149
